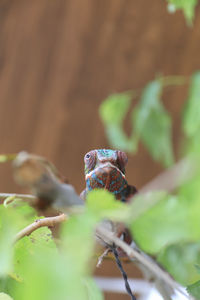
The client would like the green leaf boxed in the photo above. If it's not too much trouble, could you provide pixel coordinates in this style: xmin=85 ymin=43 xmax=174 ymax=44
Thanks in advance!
xmin=99 ymin=92 xmax=138 ymax=152
xmin=60 ymin=213 xmax=97 ymax=275
xmin=13 ymin=213 xmax=97 ymax=300
xmin=84 ymin=277 xmax=104 ymax=300
xmin=100 ymin=92 xmax=132 ymax=125
xmin=13 ymin=249 xmax=89 ymax=300
xmin=178 ymin=171 xmax=200 ymax=239
xmin=86 ymin=189 xmax=128 ymax=221
xmin=167 ymin=0 xmax=197 ymax=25
xmin=133 ymin=80 xmax=174 ymax=167
xmin=187 ymin=280 xmax=200 ymax=299
xmin=0 ymin=293 xmax=13 ymax=300
xmin=14 ymin=227 xmax=57 ymax=281
xmin=195 ymin=265 xmax=200 ymax=274
xmin=158 ymin=242 xmax=200 ymax=285
xmin=131 ymin=195 xmax=191 ymax=254
xmin=183 ymin=72 xmax=200 ymax=138
xmin=0 ymin=206 xmax=25 ymax=276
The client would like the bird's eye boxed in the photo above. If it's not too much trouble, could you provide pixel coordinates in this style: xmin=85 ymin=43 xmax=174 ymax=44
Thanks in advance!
xmin=85 ymin=154 xmax=90 ymax=159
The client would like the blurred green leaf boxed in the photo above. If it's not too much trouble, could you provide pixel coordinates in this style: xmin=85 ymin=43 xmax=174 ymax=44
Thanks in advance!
xmin=0 ymin=206 xmax=26 ymax=277
xmin=178 ymin=171 xmax=200 ymax=240
xmin=13 ymin=212 xmax=99 ymax=300
xmin=13 ymin=248 xmax=89 ymax=300
xmin=14 ymin=227 xmax=57 ymax=281
xmin=195 ymin=265 xmax=200 ymax=274
xmin=99 ymin=92 xmax=138 ymax=152
xmin=86 ymin=189 xmax=128 ymax=221
xmin=84 ymin=277 xmax=104 ymax=300
xmin=133 ymin=80 xmax=174 ymax=167
xmin=183 ymin=72 xmax=200 ymax=138
xmin=167 ymin=0 xmax=197 ymax=25
xmin=187 ymin=280 xmax=200 ymax=299
xmin=158 ymin=242 xmax=200 ymax=285
xmin=0 ymin=293 xmax=13 ymax=300
xmin=99 ymin=92 xmax=131 ymax=125
xmin=60 ymin=214 xmax=96 ymax=275
xmin=131 ymin=195 xmax=192 ymax=254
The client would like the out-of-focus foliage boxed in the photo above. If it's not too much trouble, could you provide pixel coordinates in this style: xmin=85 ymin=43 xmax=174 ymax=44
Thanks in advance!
xmin=99 ymin=78 xmax=175 ymax=167
xmin=166 ymin=0 xmax=198 ymax=25
xmin=182 ymin=72 xmax=200 ymax=154
xmin=158 ymin=243 xmax=200 ymax=285
xmin=133 ymin=80 xmax=174 ymax=167
xmin=99 ymin=92 xmax=138 ymax=152
xmin=2 ymin=71 xmax=200 ymax=299
xmin=99 ymin=70 xmax=200 ymax=299
xmin=0 ymin=197 xmax=103 ymax=300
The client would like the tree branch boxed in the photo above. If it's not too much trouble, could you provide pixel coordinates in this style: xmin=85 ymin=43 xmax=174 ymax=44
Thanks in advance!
xmin=95 ymin=225 xmax=193 ymax=299
xmin=139 ymin=157 xmax=196 ymax=194
xmin=14 ymin=213 xmax=67 ymax=243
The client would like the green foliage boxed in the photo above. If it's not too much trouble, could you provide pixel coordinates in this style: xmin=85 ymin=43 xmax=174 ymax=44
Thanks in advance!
xmin=158 ymin=242 xmax=200 ymax=285
xmin=166 ymin=0 xmax=198 ymax=25
xmin=0 ymin=202 xmax=36 ymax=277
xmin=133 ymin=80 xmax=174 ymax=167
xmin=187 ymin=280 xmax=200 ymax=299
xmin=0 ymin=196 xmax=102 ymax=300
xmin=87 ymin=189 xmax=128 ymax=221
xmin=2 ymin=70 xmax=200 ymax=299
xmin=182 ymin=72 xmax=200 ymax=152
xmin=131 ymin=195 xmax=191 ymax=254
xmin=99 ymin=92 xmax=138 ymax=152
xmin=99 ymin=78 xmax=174 ymax=167
xmin=99 ymin=69 xmax=200 ymax=299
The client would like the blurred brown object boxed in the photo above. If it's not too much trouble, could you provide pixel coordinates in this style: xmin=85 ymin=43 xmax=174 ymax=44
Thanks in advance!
xmin=13 ymin=151 xmax=83 ymax=210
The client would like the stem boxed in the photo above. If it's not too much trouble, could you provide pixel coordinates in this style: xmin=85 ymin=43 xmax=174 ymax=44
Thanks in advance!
xmin=14 ymin=214 xmax=67 ymax=243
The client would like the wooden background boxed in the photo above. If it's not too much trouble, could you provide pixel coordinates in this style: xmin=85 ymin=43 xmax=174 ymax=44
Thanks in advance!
xmin=0 ymin=1 xmax=200 ymax=299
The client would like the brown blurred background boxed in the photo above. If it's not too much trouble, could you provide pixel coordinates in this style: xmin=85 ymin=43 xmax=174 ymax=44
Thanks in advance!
xmin=0 ymin=0 xmax=200 ymax=299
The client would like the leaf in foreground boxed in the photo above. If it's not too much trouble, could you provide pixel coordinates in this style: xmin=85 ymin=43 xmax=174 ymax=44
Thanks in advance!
xmin=182 ymin=71 xmax=200 ymax=143
xmin=187 ymin=280 xmax=200 ymax=299
xmin=131 ymin=195 xmax=191 ymax=254
xmin=158 ymin=242 xmax=200 ymax=285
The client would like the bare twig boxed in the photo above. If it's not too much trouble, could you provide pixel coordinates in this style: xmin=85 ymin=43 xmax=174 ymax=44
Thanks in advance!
xmin=14 ymin=213 xmax=67 ymax=243
xmin=97 ymin=248 xmax=111 ymax=267
xmin=139 ymin=157 xmax=196 ymax=194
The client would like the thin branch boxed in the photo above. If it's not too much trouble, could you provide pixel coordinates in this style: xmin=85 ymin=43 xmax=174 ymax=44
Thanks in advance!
xmin=139 ymin=157 xmax=196 ymax=194
xmin=97 ymin=248 xmax=111 ymax=267
xmin=95 ymin=225 xmax=192 ymax=299
xmin=14 ymin=213 xmax=67 ymax=243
